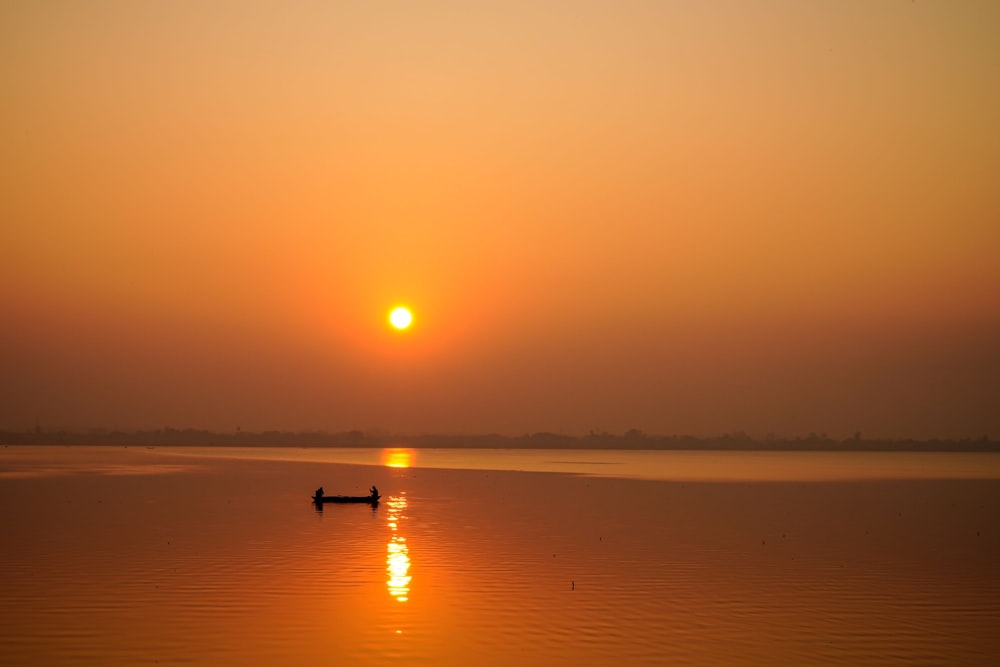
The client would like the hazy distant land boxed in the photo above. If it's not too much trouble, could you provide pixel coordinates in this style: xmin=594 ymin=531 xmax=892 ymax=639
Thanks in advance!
xmin=2 ymin=428 xmax=997 ymax=452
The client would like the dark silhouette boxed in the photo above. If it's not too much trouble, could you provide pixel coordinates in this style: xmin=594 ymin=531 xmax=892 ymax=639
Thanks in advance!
xmin=312 ymin=485 xmax=379 ymax=506
xmin=313 ymin=493 xmax=379 ymax=505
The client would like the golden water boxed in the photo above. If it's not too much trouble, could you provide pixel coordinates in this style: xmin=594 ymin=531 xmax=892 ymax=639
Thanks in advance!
xmin=1 ymin=446 xmax=998 ymax=665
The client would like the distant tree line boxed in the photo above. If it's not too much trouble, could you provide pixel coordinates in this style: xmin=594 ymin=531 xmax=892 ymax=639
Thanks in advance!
xmin=1 ymin=427 xmax=998 ymax=452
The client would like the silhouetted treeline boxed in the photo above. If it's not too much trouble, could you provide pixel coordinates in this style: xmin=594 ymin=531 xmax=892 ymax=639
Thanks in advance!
xmin=1 ymin=427 xmax=998 ymax=452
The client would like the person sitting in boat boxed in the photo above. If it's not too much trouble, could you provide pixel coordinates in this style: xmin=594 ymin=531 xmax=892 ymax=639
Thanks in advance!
xmin=370 ymin=485 xmax=379 ymax=498
xmin=315 ymin=486 xmax=324 ymax=500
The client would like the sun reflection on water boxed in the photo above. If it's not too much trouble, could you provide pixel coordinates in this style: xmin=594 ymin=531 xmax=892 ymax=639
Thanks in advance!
xmin=386 ymin=494 xmax=411 ymax=602
xmin=381 ymin=448 xmax=415 ymax=469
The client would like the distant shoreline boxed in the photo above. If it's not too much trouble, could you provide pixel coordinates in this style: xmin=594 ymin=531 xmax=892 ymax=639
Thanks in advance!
xmin=2 ymin=429 xmax=998 ymax=452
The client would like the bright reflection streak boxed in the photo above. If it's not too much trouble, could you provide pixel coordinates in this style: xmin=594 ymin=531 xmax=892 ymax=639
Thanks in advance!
xmin=381 ymin=448 xmax=415 ymax=469
xmin=386 ymin=494 xmax=411 ymax=602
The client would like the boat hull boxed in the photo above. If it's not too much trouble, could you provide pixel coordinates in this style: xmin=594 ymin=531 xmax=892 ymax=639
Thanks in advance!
xmin=313 ymin=495 xmax=380 ymax=505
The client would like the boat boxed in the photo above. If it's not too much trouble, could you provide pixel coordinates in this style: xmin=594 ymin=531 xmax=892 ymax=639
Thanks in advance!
xmin=312 ymin=494 xmax=380 ymax=505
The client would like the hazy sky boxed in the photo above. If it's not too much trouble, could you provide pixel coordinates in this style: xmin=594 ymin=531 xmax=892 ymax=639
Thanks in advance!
xmin=2 ymin=0 xmax=998 ymax=438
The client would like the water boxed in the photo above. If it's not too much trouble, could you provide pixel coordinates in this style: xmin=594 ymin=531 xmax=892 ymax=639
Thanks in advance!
xmin=1 ymin=446 xmax=998 ymax=665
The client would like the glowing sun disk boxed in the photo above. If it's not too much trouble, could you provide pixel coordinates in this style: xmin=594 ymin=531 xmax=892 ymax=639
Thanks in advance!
xmin=389 ymin=307 xmax=413 ymax=330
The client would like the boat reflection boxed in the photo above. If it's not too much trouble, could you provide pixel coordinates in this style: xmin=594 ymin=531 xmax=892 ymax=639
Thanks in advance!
xmin=385 ymin=493 xmax=411 ymax=602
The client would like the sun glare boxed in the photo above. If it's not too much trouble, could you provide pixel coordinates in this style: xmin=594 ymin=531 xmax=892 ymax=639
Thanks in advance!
xmin=381 ymin=448 xmax=415 ymax=468
xmin=389 ymin=307 xmax=413 ymax=330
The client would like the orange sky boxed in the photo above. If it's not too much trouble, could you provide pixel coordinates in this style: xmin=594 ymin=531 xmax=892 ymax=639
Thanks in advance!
xmin=2 ymin=1 xmax=998 ymax=438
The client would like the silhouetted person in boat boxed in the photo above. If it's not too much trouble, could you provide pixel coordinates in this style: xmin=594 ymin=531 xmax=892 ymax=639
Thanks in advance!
xmin=315 ymin=486 xmax=324 ymax=500
xmin=370 ymin=485 xmax=379 ymax=498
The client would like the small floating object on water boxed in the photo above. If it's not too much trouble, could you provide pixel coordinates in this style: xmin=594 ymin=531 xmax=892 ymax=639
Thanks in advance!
xmin=313 ymin=491 xmax=381 ymax=505
xmin=315 ymin=495 xmax=380 ymax=504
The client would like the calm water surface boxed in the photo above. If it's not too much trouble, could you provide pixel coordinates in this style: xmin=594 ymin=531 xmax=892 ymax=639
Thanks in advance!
xmin=1 ymin=446 xmax=998 ymax=665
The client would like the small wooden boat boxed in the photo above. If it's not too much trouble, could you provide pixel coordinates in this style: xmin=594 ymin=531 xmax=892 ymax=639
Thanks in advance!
xmin=313 ymin=494 xmax=380 ymax=505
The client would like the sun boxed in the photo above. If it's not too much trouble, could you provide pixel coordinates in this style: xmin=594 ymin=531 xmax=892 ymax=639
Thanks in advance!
xmin=389 ymin=306 xmax=413 ymax=330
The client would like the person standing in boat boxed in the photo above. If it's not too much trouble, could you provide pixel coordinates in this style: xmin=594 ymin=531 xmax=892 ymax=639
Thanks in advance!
xmin=315 ymin=486 xmax=324 ymax=500
xmin=370 ymin=485 xmax=379 ymax=498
